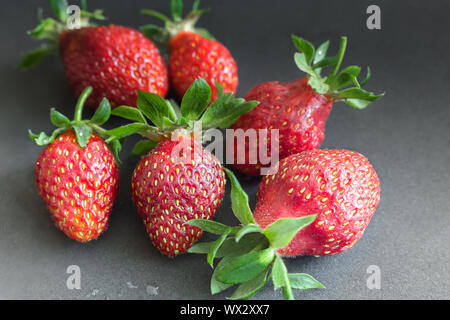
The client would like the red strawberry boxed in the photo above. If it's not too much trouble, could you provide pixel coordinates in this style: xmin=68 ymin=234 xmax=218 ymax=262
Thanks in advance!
xmin=140 ymin=0 xmax=238 ymax=102
xmin=132 ymin=136 xmax=225 ymax=257
xmin=35 ymin=131 xmax=119 ymax=242
xmin=254 ymin=149 xmax=380 ymax=256
xmin=109 ymin=78 xmax=258 ymax=256
xmin=30 ymin=87 xmax=121 ymax=242
xmin=20 ymin=1 xmax=168 ymax=108
xmin=187 ymin=150 xmax=379 ymax=300
xmin=229 ymin=36 xmax=383 ymax=176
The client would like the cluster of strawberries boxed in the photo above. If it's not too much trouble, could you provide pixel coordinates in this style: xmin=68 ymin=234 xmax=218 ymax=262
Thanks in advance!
xmin=24 ymin=0 xmax=383 ymax=300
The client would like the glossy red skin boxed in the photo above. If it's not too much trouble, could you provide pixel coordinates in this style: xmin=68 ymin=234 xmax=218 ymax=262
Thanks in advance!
xmin=254 ymin=149 xmax=380 ymax=257
xmin=169 ymin=31 xmax=238 ymax=102
xmin=131 ymin=136 xmax=226 ymax=257
xmin=229 ymin=78 xmax=332 ymax=176
xmin=35 ymin=131 xmax=119 ymax=242
xmin=59 ymin=25 xmax=168 ymax=108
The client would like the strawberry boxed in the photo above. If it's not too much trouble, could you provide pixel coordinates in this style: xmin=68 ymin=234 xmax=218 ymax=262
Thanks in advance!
xmin=187 ymin=150 xmax=380 ymax=300
xmin=229 ymin=35 xmax=384 ymax=176
xmin=30 ymin=87 xmax=121 ymax=242
xmin=20 ymin=0 xmax=168 ymax=108
xmin=132 ymin=136 xmax=225 ymax=257
xmin=107 ymin=78 xmax=259 ymax=257
xmin=140 ymin=0 xmax=238 ymax=102
xmin=254 ymin=149 xmax=380 ymax=256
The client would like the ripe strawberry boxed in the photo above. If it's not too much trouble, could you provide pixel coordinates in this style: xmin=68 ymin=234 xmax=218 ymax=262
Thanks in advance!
xmin=140 ymin=0 xmax=238 ymax=102
xmin=188 ymin=150 xmax=379 ymax=300
xmin=254 ymin=149 xmax=380 ymax=256
xmin=132 ymin=136 xmax=225 ymax=257
xmin=30 ymin=87 xmax=121 ymax=242
xmin=108 ymin=78 xmax=258 ymax=257
xmin=20 ymin=0 xmax=168 ymax=108
xmin=229 ymin=35 xmax=383 ymax=176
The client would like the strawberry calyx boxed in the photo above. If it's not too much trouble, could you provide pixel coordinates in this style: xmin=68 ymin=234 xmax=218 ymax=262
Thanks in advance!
xmin=292 ymin=35 xmax=384 ymax=109
xmin=185 ymin=168 xmax=324 ymax=300
xmin=19 ymin=0 xmax=105 ymax=69
xmin=107 ymin=77 xmax=259 ymax=157
xmin=140 ymin=0 xmax=214 ymax=46
xmin=29 ymin=86 xmax=123 ymax=160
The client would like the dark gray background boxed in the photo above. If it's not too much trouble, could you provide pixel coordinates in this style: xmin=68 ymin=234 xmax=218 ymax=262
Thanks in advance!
xmin=1 ymin=0 xmax=449 ymax=299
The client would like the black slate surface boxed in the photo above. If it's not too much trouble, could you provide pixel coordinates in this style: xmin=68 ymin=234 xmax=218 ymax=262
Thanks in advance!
xmin=1 ymin=0 xmax=449 ymax=299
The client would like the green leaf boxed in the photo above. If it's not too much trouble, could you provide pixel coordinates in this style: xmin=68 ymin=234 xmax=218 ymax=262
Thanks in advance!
xmin=340 ymin=65 xmax=361 ymax=77
xmin=217 ymin=234 xmax=268 ymax=258
xmin=195 ymin=28 xmax=215 ymax=40
xmin=50 ymin=109 xmax=70 ymax=127
xmin=80 ymin=9 xmax=106 ymax=21
xmin=104 ymin=123 xmax=149 ymax=140
xmin=192 ymin=0 xmax=201 ymax=11
xmin=29 ymin=129 xmax=61 ymax=146
xmin=188 ymin=241 xmax=214 ymax=254
xmin=263 ymin=215 xmax=317 ymax=249
xmin=72 ymin=123 xmax=92 ymax=148
xmin=223 ymin=168 xmax=255 ymax=226
xmin=207 ymin=228 xmax=232 ymax=267
xmin=132 ymin=140 xmax=157 ymax=157
xmin=140 ymin=24 xmax=169 ymax=44
xmin=336 ymin=87 xmax=383 ymax=102
xmin=292 ymin=35 xmax=315 ymax=64
xmin=49 ymin=0 xmax=68 ymax=22
xmin=90 ymin=98 xmax=111 ymax=125
xmin=294 ymin=52 xmax=316 ymax=76
xmin=313 ymin=40 xmax=330 ymax=65
xmin=229 ymin=268 xmax=269 ymax=300
xmin=18 ymin=46 xmax=56 ymax=69
xmin=187 ymin=233 xmax=267 ymax=257
xmin=272 ymin=255 xmax=289 ymax=290
xmin=171 ymin=0 xmax=183 ymax=21
xmin=180 ymin=78 xmax=211 ymax=121
xmin=81 ymin=0 xmax=87 ymax=10
xmin=184 ymin=219 xmax=232 ymax=235
xmin=28 ymin=18 xmax=59 ymax=40
xmin=215 ymin=81 xmax=224 ymax=97
xmin=140 ymin=9 xmax=171 ymax=22
xmin=109 ymin=139 xmax=122 ymax=163
xmin=330 ymin=36 xmax=347 ymax=76
xmin=200 ymin=94 xmax=259 ymax=129
xmin=327 ymin=72 xmax=358 ymax=92
xmin=235 ymin=224 xmax=263 ymax=243
xmin=215 ymin=248 xmax=275 ymax=284
xmin=211 ymin=256 xmax=234 ymax=295
xmin=360 ymin=66 xmax=372 ymax=87
xmin=137 ymin=91 xmax=177 ymax=128
xmin=288 ymin=273 xmax=325 ymax=290
xmin=111 ymin=106 xmax=147 ymax=123
xmin=308 ymin=76 xmax=329 ymax=95
xmin=312 ymin=56 xmax=338 ymax=70
xmin=344 ymin=98 xmax=376 ymax=109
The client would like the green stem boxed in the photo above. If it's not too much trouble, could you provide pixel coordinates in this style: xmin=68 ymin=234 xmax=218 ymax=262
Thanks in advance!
xmin=74 ymin=86 xmax=93 ymax=121
xmin=282 ymin=283 xmax=294 ymax=300
xmin=330 ymin=36 xmax=347 ymax=77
